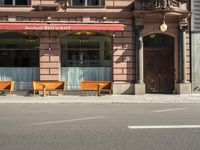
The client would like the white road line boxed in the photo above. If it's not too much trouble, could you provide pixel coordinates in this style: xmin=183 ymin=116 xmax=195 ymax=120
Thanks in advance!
xmin=153 ymin=107 xmax=188 ymax=113
xmin=29 ymin=116 xmax=104 ymax=126
xmin=128 ymin=125 xmax=200 ymax=129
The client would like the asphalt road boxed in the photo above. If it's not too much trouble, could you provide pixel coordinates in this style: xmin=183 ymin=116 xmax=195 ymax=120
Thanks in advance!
xmin=0 ymin=103 xmax=200 ymax=150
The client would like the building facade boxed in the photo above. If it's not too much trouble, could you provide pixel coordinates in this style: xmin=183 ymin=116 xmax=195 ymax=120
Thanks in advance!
xmin=0 ymin=0 xmax=191 ymax=94
xmin=191 ymin=0 xmax=200 ymax=93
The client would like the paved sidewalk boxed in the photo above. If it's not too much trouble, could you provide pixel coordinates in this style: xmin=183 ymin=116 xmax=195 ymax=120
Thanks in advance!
xmin=0 ymin=94 xmax=200 ymax=103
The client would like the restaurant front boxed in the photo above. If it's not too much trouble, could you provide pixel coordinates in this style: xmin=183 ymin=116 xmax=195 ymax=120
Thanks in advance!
xmin=0 ymin=23 xmax=127 ymax=93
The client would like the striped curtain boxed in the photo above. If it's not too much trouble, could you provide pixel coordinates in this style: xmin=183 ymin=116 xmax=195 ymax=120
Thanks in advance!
xmin=61 ymin=67 xmax=112 ymax=90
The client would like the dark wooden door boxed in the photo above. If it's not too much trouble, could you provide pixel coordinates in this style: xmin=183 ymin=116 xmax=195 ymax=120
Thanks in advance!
xmin=144 ymin=51 xmax=174 ymax=93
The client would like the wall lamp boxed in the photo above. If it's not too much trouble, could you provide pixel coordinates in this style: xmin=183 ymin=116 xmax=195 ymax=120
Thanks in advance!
xmin=47 ymin=16 xmax=51 ymax=24
xmin=160 ymin=13 xmax=168 ymax=32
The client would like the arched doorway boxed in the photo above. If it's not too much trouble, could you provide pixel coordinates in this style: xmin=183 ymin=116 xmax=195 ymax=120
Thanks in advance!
xmin=61 ymin=31 xmax=112 ymax=90
xmin=0 ymin=32 xmax=39 ymax=90
xmin=144 ymin=34 xmax=174 ymax=93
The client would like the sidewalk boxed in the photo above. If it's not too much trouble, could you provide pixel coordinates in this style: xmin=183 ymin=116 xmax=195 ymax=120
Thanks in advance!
xmin=0 ymin=94 xmax=200 ymax=103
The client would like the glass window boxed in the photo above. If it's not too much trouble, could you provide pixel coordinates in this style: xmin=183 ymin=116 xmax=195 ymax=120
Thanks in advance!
xmin=72 ymin=0 xmax=103 ymax=6
xmin=0 ymin=50 xmax=39 ymax=67
xmin=88 ymin=0 xmax=100 ymax=6
xmin=16 ymin=0 xmax=27 ymax=5
xmin=4 ymin=0 xmax=12 ymax=5
xmin=0 ymin=0 xmax=4 ymax=4
xmin=61 ymin=32 xmax=112 ymax=67
xmin=72 ymin=0 xmax=85 ymax=6
xmin=0 ymin=32 xmax=39 ymax=67
xmin=0 ymin=32 xmax=39 ymax=50
xmin=0 ymin=0 xmax=28 ymax=5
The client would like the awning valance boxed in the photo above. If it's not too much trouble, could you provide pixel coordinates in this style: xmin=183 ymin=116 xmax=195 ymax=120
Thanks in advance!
xmin=0 ymin=23 xmax=125 ymax=31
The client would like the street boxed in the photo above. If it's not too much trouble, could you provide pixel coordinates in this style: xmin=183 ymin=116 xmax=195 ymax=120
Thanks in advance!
xmin=0 ymin=103 xmax=200 ymax=150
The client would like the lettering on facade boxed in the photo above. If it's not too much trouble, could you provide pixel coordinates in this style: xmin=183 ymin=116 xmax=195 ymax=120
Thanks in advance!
xmin=25 ymin=26 xmax=72 ymax=30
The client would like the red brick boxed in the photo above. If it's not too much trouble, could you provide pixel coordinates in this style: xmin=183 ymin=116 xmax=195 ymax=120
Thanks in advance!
xmin=40 ymin=44 xmax=49 ymax=50
xmin=40 ymin=69 xmax=49 ymax=75
xmin=40 ymin=50 xmax=60 ymax=56
xmin=40 ymin=56 xmax=49 ymax=62
xmin=40 ymin=75 xmax=60 ymax=81
xmin=123 ymin=32 xmax=134 ymax=38
xmin=113 ymin=75 xmax=134 ymax=81
xmin=114 ymin=50 xmax=134 ymax=56
xmin=123 ymin=68 xmax=135 ymax=75
xmin=50 ymin=69 xmax=60 ymax=75
xmin=113 ymin=69 xmax=123 ymax=74
xmin=50 ymin=56 xmax=60 ymax=62
xmin=114 ymin=32 xmax=123 ymax=37
xmin=40 ymin=62 xmax=60 ymax=68
xmin=113 ymin=56 xmax=123 ymax=62
xmin=113 ymin=62 xmax=133 ymax=68
xmin=113 ymin=38 xmax=133 ymax=44
xmin=50 ymin=44 xmax=60 ymax=50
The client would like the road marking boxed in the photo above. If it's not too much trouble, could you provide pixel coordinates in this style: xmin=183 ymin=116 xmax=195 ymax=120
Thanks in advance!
xmin=153 ymin=107 xmax=188 ymax=113
xmin=128 ymin=125 xmax=200 ymax=129
xmin=29 ymin=116 xmax=104 ymax=126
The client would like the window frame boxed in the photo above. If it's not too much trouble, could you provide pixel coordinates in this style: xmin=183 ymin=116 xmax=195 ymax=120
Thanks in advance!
xmin=70 ymin=0 xmax=105 ymax=7
xmin=0 ymin=0 xmax=31 ymax=7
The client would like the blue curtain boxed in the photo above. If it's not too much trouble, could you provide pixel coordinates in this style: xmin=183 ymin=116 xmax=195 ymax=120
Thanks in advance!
xmin=0 ymin=67 xmax=39 ymax=90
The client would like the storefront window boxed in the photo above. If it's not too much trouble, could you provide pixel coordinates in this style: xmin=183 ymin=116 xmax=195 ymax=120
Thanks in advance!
xmin=0 ymin=32 xmax=39 ymax=67
xmin=0 ymin=50 xmax=39 ymax=67
xmin=61 ymin=32 xmax=112 ymax=67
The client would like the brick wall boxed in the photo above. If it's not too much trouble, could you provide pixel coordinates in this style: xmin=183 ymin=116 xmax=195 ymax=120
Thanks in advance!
xmin=113 ymin=18 xmax=135 ymax=83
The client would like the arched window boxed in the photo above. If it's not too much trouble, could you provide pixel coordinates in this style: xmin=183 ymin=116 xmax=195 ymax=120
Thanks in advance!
xmin=144 ymin=33 xmax=174 ymax=49
xmin=61 ymin=31 xmax=112 ymax=90
xmin=61 ymin=31 xmax=112 ymax=67
xmin=0 ymin=32 xmax=39 ymax=90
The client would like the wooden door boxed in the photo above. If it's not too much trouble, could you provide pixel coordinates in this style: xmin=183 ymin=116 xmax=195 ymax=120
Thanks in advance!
xmin=158 ymin=51 xmax=174 ymax=93
xmin=144 ymin=51 xmax=174 ymax=93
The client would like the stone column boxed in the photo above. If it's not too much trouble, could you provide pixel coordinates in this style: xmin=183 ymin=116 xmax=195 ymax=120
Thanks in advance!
xmin=40 ymin=37 xmax=61 ymax=81
xmin=177 ymin=25 xmax=191 ymax=94
xmin=134 ymin=25 xmax=145 ymax=95
xmin=180 ymin=26 xmax=187 ymax=83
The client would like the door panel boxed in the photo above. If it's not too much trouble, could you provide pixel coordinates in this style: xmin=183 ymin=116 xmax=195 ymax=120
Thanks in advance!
xmin=158 ymin=51 xmax=174 ymax=93
xmin=144 ymin=51 xmax=174 ymax=93
xmin=144 ymin=34 xmax=174 ymax=94
xmin=144 ymin=52 xmax=157 ymax=93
